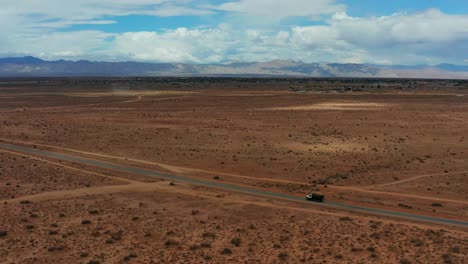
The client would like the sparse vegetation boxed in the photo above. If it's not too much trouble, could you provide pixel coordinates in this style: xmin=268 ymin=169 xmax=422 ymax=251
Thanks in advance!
xmin=221 ymin=248 xmax=232 ymax=255
xmin=231 ymin=237 xmax=241 ymax=247
xmin=81 ymin=219 xmax=92 ymax=225
xmin=278 ymin=252 xmax=289 ymax=260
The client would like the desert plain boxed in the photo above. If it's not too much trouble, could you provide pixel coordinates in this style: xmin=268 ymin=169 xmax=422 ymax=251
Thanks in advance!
xmin=0 ymin=78 xmax=467 ymax=263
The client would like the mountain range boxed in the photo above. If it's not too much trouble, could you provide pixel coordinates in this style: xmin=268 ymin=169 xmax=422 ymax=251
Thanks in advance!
xmin=1 ymin=56 xmax=468 ymax=79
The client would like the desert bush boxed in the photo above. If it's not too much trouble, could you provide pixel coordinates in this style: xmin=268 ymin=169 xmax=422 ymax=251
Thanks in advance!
xmin=111 ymin=230 xmax=123 ymax=241
xmin=89 ymin=210 xmax=99 ymax=215
xmin=398 ymin=203 xmax=413 ymax=209
xmin=81 ymin=220 xmax=92 ymax=225
xmin=221 ymin=248 xmax=232 ymax=255
xmin=431 ymin=203 xmax=443 ymax=207
xmin=202 ymin=232 xmax=216 ymax=239
xmin=278 ymin=252 xmax=288 ymax=260
xmin=231 ymin=237 xmax=241 ymax=247
xmin=400 ymin=259 xmax=412 ymax=264
xmin=48 ymin=245 xmax=64 ymax=252
xmin=339 ymin=216 xmax=352 ymax=221
xmin=124 ymin=253 xmax=137 ymax=262
xmin=189 ymin=244 xmax=200 ymax=251
xmin=201 ymin=242 xmax=212 ymax=248
xmin=442 ymin=253 xmax=453 ymax=264
xmin=410 ymin=239 xmax=424 ymax=247
xmin=165 ymin=239 xmax=179 ymax=247
xmin=0 ymin=230 xmax=7 ymax=237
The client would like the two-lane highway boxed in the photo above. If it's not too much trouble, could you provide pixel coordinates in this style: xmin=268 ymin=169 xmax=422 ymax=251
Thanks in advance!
xmin=0 ymin=142 xmax=467 ymax=228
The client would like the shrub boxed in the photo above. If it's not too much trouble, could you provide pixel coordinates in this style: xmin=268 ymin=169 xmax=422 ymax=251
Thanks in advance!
xmin=221 ymin=248 xmax=232 ymax=255
xmin=0 ymin=231 xmax=7 ymax=237
xmin=48 ymin=245 xmax=64 ymax=252
xmin=431 ymin=203 xmax=443 ymax=207
xmin=201 ymin=242 xmax=212 ymax=248
xmin=339 ymin=216 xmax=352 ymax=221
xmin=231 ymin=237 xmax=241 ymax=247
xmin=189 ymin=244 xmax=200 ymax=251
xmin=81 ymin=220 xmax=92 ymax=225
xmin=442 ymin=253 xmax=453 ymax=264
xmin=111 ymin=231 xmax=123 ymax=241
xmin=123 ymin=253 xmax=137 ymax=262
xmin=202 ymin=232 xmax=216 ymax=239
xmin=165 ymin=239 xmax=179 ymax=247
xmin=278 ymin=252 xmax=288 ymax=260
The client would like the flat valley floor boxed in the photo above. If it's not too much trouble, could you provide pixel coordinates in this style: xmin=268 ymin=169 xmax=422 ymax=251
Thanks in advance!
xmin=0 ymin=78 xmax=467 ymax=263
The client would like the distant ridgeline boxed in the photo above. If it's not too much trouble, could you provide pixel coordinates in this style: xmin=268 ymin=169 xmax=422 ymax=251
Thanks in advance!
xmin=1 ymin=56 xmax=468 ymax=79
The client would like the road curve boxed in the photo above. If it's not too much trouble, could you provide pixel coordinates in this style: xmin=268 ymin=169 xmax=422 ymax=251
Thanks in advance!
xmin=0 ymin=142 xmax=467 ymax=228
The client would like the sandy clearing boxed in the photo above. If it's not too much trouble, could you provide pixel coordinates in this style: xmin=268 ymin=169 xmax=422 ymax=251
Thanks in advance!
xmin=283 ymin=141 xmax=369 ymax=154
xmin=259 ymin=101 xmax=389 ymax=111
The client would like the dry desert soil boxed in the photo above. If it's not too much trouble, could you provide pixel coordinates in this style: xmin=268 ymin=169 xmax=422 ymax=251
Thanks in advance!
xmin=0 ymin=78 xmax=467 ymax=263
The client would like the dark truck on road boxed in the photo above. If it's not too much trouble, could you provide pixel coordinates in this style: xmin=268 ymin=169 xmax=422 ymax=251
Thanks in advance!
xmin=306 ymin=193 xmax=325 ymax=202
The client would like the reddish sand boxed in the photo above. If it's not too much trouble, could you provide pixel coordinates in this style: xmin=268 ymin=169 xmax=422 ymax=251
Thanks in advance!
xmin=0 ymin=78 xmax=467 ymax=263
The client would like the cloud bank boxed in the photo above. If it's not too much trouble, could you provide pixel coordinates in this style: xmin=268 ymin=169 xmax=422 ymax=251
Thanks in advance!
xmin=0 ymin=0 xmax=467 ymax=65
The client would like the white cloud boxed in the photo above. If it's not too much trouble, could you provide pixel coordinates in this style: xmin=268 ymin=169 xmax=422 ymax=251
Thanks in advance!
xmin=0 ymin=1 xmax=468 ymax=65
xmin=0 ymin=0 xmax=205 ymax=31
xmin=211 ymin=0 xmax=344 ymax=20
xmin=113 ymin=27 xmax=237 ymax=63
xmin=330 ymin=9 xmax=468 ymax=47
xmin=0 ymin=31 xmax=113 ymax=60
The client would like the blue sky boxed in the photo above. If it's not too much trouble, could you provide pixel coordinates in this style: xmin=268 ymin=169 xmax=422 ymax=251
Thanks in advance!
xmin=1 ymin=0 xmax=468 ymax=65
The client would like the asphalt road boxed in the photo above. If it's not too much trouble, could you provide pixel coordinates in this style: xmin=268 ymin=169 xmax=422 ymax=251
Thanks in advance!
xmin=0 ymin=142 xmax=467 ymax=228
